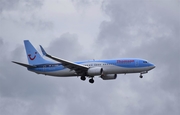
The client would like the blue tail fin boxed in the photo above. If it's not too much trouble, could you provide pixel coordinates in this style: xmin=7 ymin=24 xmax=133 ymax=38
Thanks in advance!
xmin=24 ymin=40 xmax=52 ymax=65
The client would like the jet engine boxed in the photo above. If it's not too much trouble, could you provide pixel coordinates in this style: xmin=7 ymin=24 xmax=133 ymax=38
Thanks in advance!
xmin=101 ymin=74 xmax=117 ymax=80
xmin=87 ymin=67 xmax=103 ymax=76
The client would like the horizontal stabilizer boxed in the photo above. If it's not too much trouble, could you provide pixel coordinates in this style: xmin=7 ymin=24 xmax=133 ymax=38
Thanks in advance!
xmin=12 ymin=61 xmax=35 ymax=68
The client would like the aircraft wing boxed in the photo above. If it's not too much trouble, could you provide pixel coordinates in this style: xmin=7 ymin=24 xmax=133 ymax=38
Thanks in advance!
xmin=40 ymin=45 xmax=89 ymax=74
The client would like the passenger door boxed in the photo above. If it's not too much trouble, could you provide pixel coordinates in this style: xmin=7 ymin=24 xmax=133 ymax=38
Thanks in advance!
xmin=135 ymin=60 xmax=139 ymax=67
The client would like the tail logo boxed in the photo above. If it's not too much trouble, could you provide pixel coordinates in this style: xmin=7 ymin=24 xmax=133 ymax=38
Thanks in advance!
xmin=28 ymin=52 xmax=37 ymax=60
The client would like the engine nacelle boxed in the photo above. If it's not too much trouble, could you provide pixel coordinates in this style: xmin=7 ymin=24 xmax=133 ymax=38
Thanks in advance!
xmin=101 ymin=74 xmax=117 ymax=80
xmin=87 ymin=67 xmax=103 ymax=76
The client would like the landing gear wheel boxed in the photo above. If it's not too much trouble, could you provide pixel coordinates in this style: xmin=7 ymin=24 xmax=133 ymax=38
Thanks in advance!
xmin=89 ymin=78 xmax=94 ymax=84
xmin=80 ymin=76 xmax=86 ymax=81
xmin=140 ymin=75 xmax=143 ymax=78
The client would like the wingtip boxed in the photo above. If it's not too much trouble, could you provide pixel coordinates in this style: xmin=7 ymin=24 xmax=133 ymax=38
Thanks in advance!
xmin=24 ymin=40 xmax=29 ymax=43
xmin=39 ymin=45 xmax=47 ymax=56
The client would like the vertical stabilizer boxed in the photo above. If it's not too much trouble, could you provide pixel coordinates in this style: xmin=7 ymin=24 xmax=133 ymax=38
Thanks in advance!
xmin=24 ymin=40 xmax=52 ymax=65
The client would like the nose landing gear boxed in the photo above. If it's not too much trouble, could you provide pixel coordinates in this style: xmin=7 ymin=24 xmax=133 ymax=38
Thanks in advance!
xmin=139 ymin=71 xmax=148 ymax=78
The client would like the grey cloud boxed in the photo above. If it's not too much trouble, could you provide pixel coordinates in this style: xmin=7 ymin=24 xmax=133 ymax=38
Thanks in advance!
xmin=71 ymin=0 xmax=102 ymax=11
xmin=95 ymin=0 xmax=180 ymax=115
xmin=0 ymin=0 xmax=19 ymax=12
xmin=0 ymin=38 xmax=63 ymax=115
xmin=25 ymin=20 xmax=54 ymax=31
xmin=1 ymin=34 xmax=104 ymax=115
xmin=0 ymin=0 xmax=51 ymax=33
xmin=0 ymin=37 xmax=4 ymax=46
xmin=71 ymin=0 xmax=101 ymax=5
xmin=11 ymin=45 xmax=24 ymax=61
xmin=47 ymin=33 xmax=84 ymax=61
xmin=24 ymin=0 xmax=44 ymax=7
xmin=71 ymin=0 xmax=91 ymax=5
xmin=98 ymin=0 xmax=180 ymax=58
xmin=0 ymin=0 xmax=180 ymax=115
xmin=0 ymin=0 xmax=43 ymax=12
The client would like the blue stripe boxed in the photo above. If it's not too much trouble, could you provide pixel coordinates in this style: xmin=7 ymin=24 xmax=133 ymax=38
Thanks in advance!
xmin=29 ymin=58 xmax=153 ymax=72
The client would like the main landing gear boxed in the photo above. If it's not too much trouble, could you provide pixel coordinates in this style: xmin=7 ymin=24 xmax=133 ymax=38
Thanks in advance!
xmin=80 ymin=76 xmax=94 ymax=84
xmin=89 ymin=78 xmax=94 ymax=84
xmin=80 ymin=76 xmax=86 ymax=81
xmin=139 ymin=74 xmax=143 ymax=78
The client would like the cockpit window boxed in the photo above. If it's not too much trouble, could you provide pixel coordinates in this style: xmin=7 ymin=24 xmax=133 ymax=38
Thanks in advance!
xmin=143 ymin=61 xmax=148 ymax=63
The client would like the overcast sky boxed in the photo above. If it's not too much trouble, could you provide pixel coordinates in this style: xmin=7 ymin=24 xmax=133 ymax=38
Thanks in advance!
xmin=0 ymin=0 xmax=180 ymax=115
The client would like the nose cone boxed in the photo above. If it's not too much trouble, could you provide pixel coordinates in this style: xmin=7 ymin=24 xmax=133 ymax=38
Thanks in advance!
xmin=152 ymin=65 xmax=156 ymax=69
xmin=150 ymin=64 xmax=155 ymax=70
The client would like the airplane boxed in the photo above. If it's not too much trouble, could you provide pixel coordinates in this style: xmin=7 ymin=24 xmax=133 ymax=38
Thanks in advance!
xmin=12 ymin=40 xmax=155 ymax=83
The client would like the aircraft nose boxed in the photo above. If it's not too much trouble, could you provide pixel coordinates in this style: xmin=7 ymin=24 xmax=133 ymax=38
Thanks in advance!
xmin=151 ymin=64 xmax=155 ymax=69
xmin=148 ymin=63 xmax=155 ymax=70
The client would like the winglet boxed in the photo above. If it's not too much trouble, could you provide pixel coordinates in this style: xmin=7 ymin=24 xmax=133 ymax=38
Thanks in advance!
xmin=40 ymin=45 xmax=47 ymax=56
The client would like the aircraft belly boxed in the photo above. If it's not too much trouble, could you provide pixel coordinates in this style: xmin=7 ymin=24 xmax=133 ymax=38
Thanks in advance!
xmin=49 ymin=70 xmax=76 ymax=76
xmin=103 ymin=66 xmax=147 ymax=74
xmin=37 ymin=69 xmax=76 ymax=77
